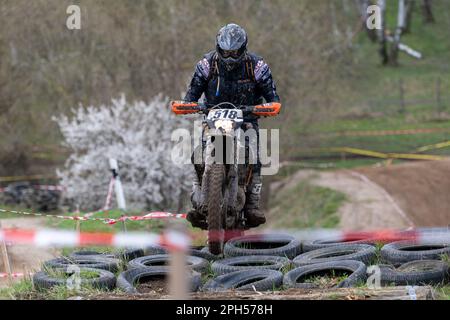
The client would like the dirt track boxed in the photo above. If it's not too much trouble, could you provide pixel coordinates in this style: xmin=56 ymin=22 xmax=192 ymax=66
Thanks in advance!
xmin=0 ymin=217 xmax=58 ymax=288
xmin=270 ymin=160 xmax=450 ymax=230
xmin=357 ymin=160 xmax=450 ymax=227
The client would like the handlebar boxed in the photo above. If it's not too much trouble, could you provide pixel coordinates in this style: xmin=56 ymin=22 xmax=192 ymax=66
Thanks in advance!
xmin=170 ymin=101 xmax=281 ymax=117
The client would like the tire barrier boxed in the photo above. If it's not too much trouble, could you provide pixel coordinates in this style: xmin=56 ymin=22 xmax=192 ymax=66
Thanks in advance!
xmin=69 ymin=250 xmax=116 ymax=260
xmin=116 ymin=267 xmax=201 ymax=294
xmin=0 ymin=182 xmax=62 ymax=212
xmin=203 ymin=269 xmax=284 ymax=292
xmin=127 ymin=254 xmax=209 ymax=273
xmin=224 ymin=234 xmax=302 ymax=259
xmin=293 ymin=244 xmax=377 ymax=266
xmin=302 ymin=237 xmax=378 ymax=252
xmin=381 ymin=240 xmax=450 ymax=266
xmin=211 ymin=255 xmax=291 ymax=275
xmin=378 ymin=260 xmax=449 ymax=286
xmin=33 ymin=267 xmax=116 ymax=291
xmin=43 ymin=256 xmax=121 ymax=272
xmin=3 ymin=229 xmax=450 ymax=296
xmin=144 ymin=245 xmax=220 ymax=261
xmin=283 ymin=260 xmax=367 ymax=289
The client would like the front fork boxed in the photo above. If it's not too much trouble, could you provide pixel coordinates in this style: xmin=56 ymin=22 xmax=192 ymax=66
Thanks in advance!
xmin=200 ymin=132 xmax=243 ymax=227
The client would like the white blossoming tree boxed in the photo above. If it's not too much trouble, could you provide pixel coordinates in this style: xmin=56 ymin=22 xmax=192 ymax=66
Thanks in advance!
xmin=54 ymin=94 xmax=193 ymax=212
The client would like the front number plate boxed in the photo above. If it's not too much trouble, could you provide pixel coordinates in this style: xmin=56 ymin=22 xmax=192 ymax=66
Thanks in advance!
xmin=207 ymin=109 xmax=243 ymax=121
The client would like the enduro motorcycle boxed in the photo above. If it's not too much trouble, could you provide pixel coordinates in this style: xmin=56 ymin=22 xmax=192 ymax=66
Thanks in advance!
xmin=171 ymin=100 xmax=281 ymax=254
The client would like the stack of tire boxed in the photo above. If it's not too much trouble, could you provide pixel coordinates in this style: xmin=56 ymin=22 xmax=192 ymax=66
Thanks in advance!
xmin=33 ymin=246 xmax=213 ymax=293
xmin=291 ymin=232 xmax=450 ymax=289
xmin=202 ymin=232 xmax=449 ymax=291
xmin=33 ymin=248 xmax=144 ymax=291
xmin=33 ymin=231 xmax=450 ymax=294
xmin=0 ymin=182 xmax=61 ymax=212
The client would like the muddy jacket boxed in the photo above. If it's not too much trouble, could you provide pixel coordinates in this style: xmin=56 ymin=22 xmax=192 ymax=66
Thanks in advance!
xmin=184 ymin=51 xmax=280 ymax=122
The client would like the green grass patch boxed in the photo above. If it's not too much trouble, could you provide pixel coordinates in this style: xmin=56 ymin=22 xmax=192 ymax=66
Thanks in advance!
xmin=435 ymin=285 xmax=450 ymax=300
xmin=301 ymin=270 xmax=350 ymax=289
xmin=0 ymin=278 xmax=34 ymax=300
xmin=269 ymin=178 xmax=346 ymax=229
xmin=45 ymin=209 xmax=176 ymax=233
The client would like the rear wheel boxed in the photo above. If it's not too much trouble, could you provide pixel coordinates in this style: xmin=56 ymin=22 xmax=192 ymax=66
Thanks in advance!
xmin=207 ymin=164 xmax=227 ymax=255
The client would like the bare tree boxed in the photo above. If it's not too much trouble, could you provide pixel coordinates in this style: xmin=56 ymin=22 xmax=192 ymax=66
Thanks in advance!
xmin=404 ymin=0 xmax=416 ymax=33
xmin=377 ymin=0 xmax=389 ymax=65
xmin=357 ymin=0 xmax=378 ymax=42
xmin=421 ymin=0 xmax=435 ymax=23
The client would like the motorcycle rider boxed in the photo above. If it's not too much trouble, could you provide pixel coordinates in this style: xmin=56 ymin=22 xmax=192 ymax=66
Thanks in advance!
xmin=183 ymin=23 xmax=281 ymax=229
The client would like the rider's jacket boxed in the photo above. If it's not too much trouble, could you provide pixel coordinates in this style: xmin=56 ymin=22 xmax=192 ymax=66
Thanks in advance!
xmin=184 ymin=51 xmax=280 ymax=122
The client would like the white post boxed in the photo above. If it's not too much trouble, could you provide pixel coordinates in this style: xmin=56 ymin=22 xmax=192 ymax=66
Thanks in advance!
xmin=109 ymin=158 xmax=126 ymax=210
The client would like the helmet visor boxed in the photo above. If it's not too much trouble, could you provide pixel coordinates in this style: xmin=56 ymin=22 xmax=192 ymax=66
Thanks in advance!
xmin=220 ymin=49 xmax=240 ymax=58
xmin=218 ymin=46 xmax=246 ymax=60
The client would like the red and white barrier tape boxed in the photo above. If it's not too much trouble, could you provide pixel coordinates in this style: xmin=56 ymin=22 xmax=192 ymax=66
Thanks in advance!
xmin=0 ymin=228 xmax=190 ymax=251
xmin=99 ymin=212 xmax=187 ymax=225
xmin=278 ymin=228 xmax=450 ymax=244
xmin=0 ymin=208 xmax=187 ymax=224
xmin=0 ymin=273 xmax=25 ymax=279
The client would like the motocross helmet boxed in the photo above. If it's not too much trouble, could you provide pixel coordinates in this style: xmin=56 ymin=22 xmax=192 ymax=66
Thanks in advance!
xmin=216 ymin=23 xmax=247 ymax=71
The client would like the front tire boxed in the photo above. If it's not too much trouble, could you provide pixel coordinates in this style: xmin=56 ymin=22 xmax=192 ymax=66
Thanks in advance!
xmin=207 ymin=164 xmax=226 ymax=255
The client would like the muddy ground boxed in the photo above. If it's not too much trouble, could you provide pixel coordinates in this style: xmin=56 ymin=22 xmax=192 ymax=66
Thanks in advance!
xmin=269 ymin=160 xmax=450 ymax=230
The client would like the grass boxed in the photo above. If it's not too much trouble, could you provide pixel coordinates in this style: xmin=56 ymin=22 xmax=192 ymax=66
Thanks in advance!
xmin=0 ymin=278 xmax=34 ymax=300
xmin=435 ymin=285 xmax=450 ymax=300
xmin=280 ymin=1 xmax=450 ymax=169
xmin=302 ymin=270 xmax=350 ymax=289
xmin=0 ymin=204 xmax=46 ymax=219
xmin=0 ymin=274 xmax=123 ymax=300
xmin=46 ymin=209 xmax=171 ymax=233
xmin=269 ymin=178 xmax=347 ymax=229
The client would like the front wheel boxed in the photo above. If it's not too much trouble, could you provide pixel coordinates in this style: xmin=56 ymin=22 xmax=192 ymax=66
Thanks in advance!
xmin=207 ymin=164 xmax=226 ymax=255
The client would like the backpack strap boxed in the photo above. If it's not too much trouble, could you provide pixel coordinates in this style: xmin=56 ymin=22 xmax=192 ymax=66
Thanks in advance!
xmin=207 ymin=52 xmax=220 ymax=81
xmin=245 ymin=53 xmax=256 ymax=82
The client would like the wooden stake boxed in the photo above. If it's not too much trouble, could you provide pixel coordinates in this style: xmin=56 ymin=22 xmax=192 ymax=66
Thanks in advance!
xmin=168 ymin=223 xmax=189 ymax=300
xmin=0 ymin=222 xmax=13 ymax=285
xmin=169 ymin=249 xmax=188 ymax=300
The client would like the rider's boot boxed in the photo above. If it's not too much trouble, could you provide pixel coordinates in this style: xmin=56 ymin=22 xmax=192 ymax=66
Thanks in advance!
xmin=186 ymin=169 xmax=208 ymax=229
xmin=244 ymin=173 xmax=266 ymax=228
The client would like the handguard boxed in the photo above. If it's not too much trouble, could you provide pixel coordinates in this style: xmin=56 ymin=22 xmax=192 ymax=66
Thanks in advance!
xmin=252 ymin=102 xmax=281 ymax=117
xmin=171 ymin=101 xmax=201 ymax=114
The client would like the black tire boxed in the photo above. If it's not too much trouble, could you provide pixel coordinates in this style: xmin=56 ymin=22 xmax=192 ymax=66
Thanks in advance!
xmin=116 ymin=267 xmax=201 ymax=293
xmin=115 ymin=248 xmax=145 ymax=262
xmin=43 ymin=256 xmax=120 ymax=272
xmin=69 ymin=250 xmax=116 ymax=260
xmin=303 ymin=236 xmax=378 ymax=252
xmin=381 ymin=240 xmax=450 ymax=266
xmin=379 ymin=260 xmax=449 ymax=286
xmin=144 ymin=245 xmax=168 ymax=256
xmin=193 ymin=247 xmax=220 ymax=261
xmin=203 ymin=269 xmax=283 ymax=292
xmin=207 ymin=164 xmax=226 ymax=255
xmin=127 ymin=254 xmax=209 ymax=273
xmin=293 ymin=244 xmax=376 ymax=266
xmin=212 ymin=255 xmax=291 ymax=275
xmin=144 ymin=245 xmax=220 ymax=261
xmin=224 ymin=234 xmax=301 ymax=259
xmin=283 ymin=260 xmax=367 ymax=289
xmin=33 ymin=267 xmax=116 ymax=291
